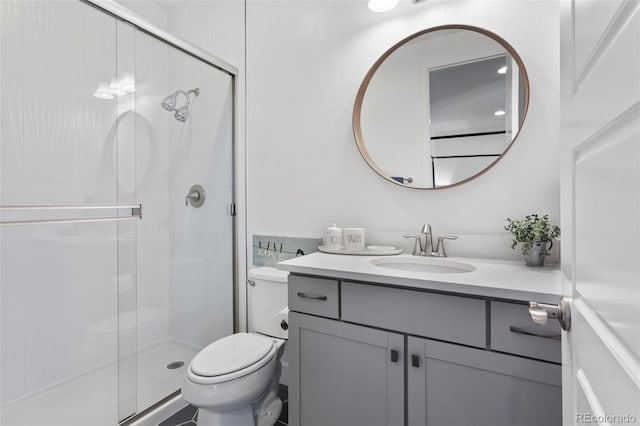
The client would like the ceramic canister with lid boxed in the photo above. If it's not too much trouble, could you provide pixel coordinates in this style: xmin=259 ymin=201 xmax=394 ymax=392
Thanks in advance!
xmin=325 ymin=223 xmax=342 ymax=250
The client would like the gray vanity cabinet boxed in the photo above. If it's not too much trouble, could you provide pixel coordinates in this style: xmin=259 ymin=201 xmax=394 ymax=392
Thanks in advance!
xmin=407 ymin=337 xmax=562 ymax=426
xmin=287 ymin=274 xmax=562 ymax=426
xmin=288 ymin=311 xmax=404 ymax=426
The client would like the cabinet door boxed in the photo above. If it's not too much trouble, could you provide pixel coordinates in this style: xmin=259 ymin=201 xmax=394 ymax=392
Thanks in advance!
xmin=289 ymin=312 xmax=404 ymax=426
xmin=407 ymin=337 xmax=562 ymax=426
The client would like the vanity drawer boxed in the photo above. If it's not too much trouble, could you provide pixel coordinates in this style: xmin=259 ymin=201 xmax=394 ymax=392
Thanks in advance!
xmin=288 ymin=275 xmax=340 ymax=319
xmin=490 ymin=301 xmax=561 ymax=363
xmin=341 ymin=282 xmax=486 ymax=348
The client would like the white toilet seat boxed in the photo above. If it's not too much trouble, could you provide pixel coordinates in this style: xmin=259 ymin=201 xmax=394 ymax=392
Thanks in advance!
xmin=187 ymin=333 xmax=278 ymax=385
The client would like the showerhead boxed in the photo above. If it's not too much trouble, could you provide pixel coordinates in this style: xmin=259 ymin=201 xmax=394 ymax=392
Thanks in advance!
xmin=173 ymin=105 xmax=189 ymax=123
xmin=161 ymin=91 xmax=179 ymax=111
xmin=160 ymin=88 xmax=199 ymax=122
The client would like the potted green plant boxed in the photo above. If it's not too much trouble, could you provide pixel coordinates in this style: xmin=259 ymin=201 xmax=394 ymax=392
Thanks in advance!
xmin=504 ymin=214 xmax=560 ymax=267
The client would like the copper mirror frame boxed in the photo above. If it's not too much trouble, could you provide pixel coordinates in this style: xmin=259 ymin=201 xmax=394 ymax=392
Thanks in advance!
xmin=352 ymin=25 xmax=530 ymax=190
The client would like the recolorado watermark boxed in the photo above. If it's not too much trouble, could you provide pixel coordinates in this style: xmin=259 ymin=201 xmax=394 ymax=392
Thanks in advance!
xmin=577 ymin=413 xmax=638 ymax=424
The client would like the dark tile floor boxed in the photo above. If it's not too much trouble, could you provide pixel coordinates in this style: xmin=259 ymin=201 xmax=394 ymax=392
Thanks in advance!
xmin=276 ymin=384 xmax=288 ymax=426
xmin=159 ymin=404 xmax=198 ymax=426
xmin=160 ymin=384 xmax=288 ymax=426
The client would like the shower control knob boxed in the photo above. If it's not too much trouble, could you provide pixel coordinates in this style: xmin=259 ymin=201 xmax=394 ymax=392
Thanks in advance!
xmin=185 ymin=185 xmax=205 ymax=208
xmin=185 ymin=191 xmax=200 ymax=205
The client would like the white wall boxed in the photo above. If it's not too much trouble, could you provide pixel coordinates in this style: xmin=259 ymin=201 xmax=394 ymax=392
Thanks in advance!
xmin=246 ymin=0 xmax=560 ymax=260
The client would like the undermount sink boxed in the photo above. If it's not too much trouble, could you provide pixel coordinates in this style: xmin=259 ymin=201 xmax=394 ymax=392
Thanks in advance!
xmin=370 ymin=256 xmax=476 ymax=274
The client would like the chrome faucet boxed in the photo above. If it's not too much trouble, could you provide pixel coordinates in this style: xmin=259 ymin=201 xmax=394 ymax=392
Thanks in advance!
xmin=403 ymin=224 xmax=457 ymax=257
xmin=421 ymin=224 xmax=434 ymax=255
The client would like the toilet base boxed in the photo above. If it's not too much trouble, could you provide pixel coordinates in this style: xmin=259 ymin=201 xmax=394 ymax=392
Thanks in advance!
xmin=195 ymin=395 xmax=282 ymax=426
xmin=196 ymin=406 xmax=254 ymax=426
xmin=255 ymin=389 xmax=282 ymax=426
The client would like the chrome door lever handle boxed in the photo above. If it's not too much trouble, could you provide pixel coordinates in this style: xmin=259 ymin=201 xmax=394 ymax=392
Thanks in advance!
xmin=528 ymin=305 xmax=551 ymax=325
xmin=528 ymin=298 xmax=571 ymax=331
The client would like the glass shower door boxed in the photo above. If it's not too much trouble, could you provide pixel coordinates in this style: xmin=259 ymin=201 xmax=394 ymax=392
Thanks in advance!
xmin=0 ymin=2 xmax=138 ymax=424
xmin=133 ymin=28 xmax=235 ymax=413
xmin=0 ymin=1 xmax=236 ymax=424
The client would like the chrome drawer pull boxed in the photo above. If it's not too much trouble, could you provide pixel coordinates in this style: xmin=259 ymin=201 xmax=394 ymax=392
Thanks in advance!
xmin=296 ymin=292 xmax=328 ymax=301
xmin=509 ymin=326 xmax=561 ymax=341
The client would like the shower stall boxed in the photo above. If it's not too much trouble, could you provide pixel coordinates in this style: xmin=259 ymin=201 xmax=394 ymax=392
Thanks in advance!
xmin=0 ymin=1 xmax=236 ymax=424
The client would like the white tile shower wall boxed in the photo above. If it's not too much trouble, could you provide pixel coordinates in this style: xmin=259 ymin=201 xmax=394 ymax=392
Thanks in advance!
xmin=246 ymin=0 xmax=561 ymax=259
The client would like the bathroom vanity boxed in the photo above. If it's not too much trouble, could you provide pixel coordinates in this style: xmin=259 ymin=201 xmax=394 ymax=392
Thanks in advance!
xmin=278 ymin=253 xmax=563 ymax=426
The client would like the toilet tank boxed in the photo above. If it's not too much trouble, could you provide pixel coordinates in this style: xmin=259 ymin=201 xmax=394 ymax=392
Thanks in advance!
xmin=247 ymin=267 xmax=289 ymax=339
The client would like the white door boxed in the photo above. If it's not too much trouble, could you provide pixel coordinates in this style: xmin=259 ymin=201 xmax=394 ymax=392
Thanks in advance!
xmin=560 ymin=1 xmax=640 ymax=425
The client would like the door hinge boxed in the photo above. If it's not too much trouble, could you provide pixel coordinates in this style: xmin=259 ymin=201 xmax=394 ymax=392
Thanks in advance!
xmin=228 ymin=203 xmax=237 ymax=216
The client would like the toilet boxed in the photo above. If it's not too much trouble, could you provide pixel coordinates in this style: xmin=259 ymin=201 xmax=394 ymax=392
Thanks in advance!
xmin=182 ymin=267 xmax=289 ymax=426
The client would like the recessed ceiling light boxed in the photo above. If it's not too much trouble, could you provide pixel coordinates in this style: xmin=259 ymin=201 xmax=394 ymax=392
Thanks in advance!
xmin=368 ymin=0 xmax=399 ymax=13
xmin=494 ymin=110 xmax=506 ymax=116
xmin=497 ymin=66 xmax=507 ymax=74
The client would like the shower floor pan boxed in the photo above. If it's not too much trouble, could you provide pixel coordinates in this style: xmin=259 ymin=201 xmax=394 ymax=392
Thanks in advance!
xmin=1 ymin=340 xmax=197 ymax=426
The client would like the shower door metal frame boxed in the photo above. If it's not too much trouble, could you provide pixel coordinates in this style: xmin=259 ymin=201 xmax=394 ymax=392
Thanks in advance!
xmin=79 ymin=0 xmax=240 ymax=422
xmin=84 ymin=0 xmax=238 ymax=77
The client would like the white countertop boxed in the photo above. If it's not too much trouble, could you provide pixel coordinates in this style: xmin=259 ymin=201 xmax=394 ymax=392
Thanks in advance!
xmin=277 ymin=252 xmax=562 ymax=304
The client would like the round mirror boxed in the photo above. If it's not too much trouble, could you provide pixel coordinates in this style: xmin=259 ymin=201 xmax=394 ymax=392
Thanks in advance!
xmin=353 ymin=25 xmax=529 ymax=189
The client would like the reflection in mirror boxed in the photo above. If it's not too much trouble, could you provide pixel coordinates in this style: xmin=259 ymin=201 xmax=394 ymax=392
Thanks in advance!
xmin=354 ymin=26 xmax=529 ymax=189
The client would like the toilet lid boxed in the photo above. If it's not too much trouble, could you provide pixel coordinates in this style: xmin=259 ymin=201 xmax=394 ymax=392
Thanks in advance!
xmin=190 ymin=333 xmax=275 ymax=377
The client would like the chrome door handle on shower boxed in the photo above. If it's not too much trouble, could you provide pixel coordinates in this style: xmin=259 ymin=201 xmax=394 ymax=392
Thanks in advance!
xmin=0 ymin=204 xmax=142 ymax=226
xmin=185 ymin=185 xmax=205 ymax=208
